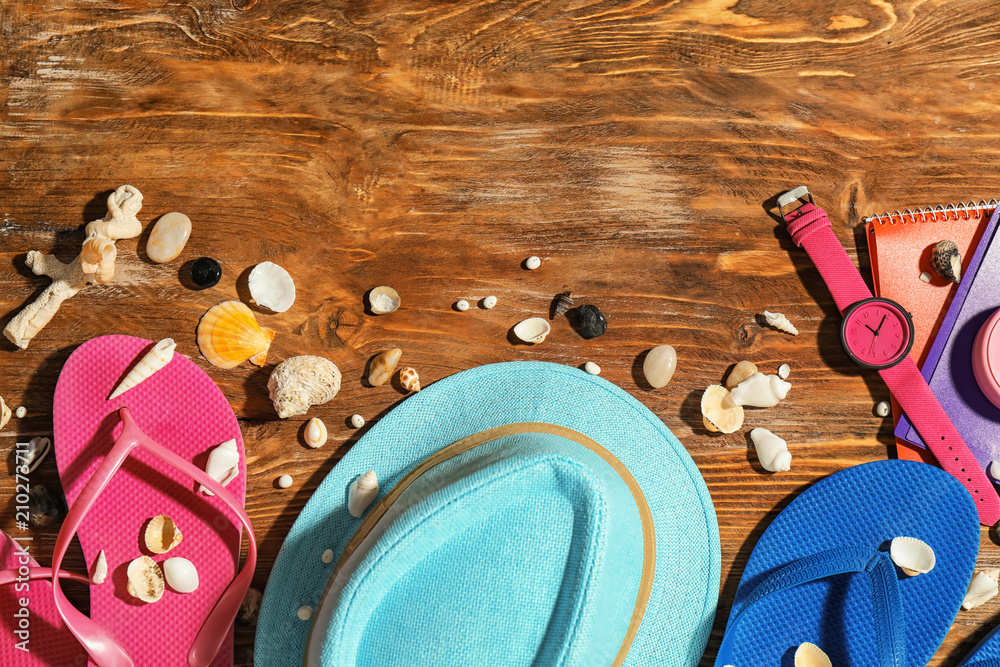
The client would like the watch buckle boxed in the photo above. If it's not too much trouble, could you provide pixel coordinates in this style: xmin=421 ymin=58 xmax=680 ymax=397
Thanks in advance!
xmin=777 ymin=185 xmax=813 ymax=219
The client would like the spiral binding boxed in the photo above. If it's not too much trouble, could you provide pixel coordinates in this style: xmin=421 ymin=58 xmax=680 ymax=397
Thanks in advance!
xmin=865 ymin=199 xmax=1000 ymax=225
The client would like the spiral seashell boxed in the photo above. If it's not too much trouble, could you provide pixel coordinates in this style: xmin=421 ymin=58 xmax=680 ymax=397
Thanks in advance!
xmin=931 ymin=239 xmax=962 ymax=283
xmin=964 ymin=569 xmax=1000 ymax=610
xmin=197 ymin=301 xmax=275 ymax=369
xmin=91 ymin=550 xmax=108 ymax=585
xmin=368 ymin=349 xmax=401 ymax=387
xmin=750 ymin=428 xmax=791 ymax=473
xmin=199 ymin=439 xmax=240 ymax=496
xmin=109 ymin=338 xmax=176 ymax=399
xmin=551 ymin=291 xmax=574 ymax=319
xmin=348 ymin=470 xmax=379 ymax=518
xmin=126 ymin=556 xmax=165 ymax=603
xmin=268 ymin=355 xmax=341 ymax=418
xmin=763 ymin=310 xmax=798 ymax=335
xmin=731 ymin=373 xmax=791 ymax=408
xmin=399 ymin=367 xmax=421 ymax=392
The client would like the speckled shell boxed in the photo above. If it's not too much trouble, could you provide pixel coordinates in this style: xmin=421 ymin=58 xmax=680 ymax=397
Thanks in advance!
xmin=268 ymin=355 xmax=342 ymax=418
xmin=126 ymin=556 xmax=165 ymax=603
xmin=930 ymin=239 xmax=962 ymax=283
xmin=197 ymin=301 xmax=275 ymax=369
xmin=399 ymin=367 xmax=421 ymax=392
xmin=368 ymin=349 xmax=402 ymax=387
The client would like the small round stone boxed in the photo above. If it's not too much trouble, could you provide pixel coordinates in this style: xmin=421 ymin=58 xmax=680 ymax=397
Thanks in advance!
xmin=572 ymin=305 xmax=608 ymax=339
xmin=584 ymin=362 xmax=601 ymax=375
xmin=15 ymin=406 xmax=26 ymax=419
xmin=321 ymin=549 xmax=334 ymax=564
xmin=777 ymin=364 xmax=790 ymax=380
xmin=525 ymin=256 xmax=541 ymax=270
xmin=297 ymin=605 xmax=313 ymax=621
xmin=482 ymin=295 xmax=497 ymax=309
xmin=277 ymin=474 xmax=293 ymax=489
xmin=146 ymin=212 xmax=192 ymax=263
xmin=455 ymin=299 xmax=469 ymax=311
xmin=875 ymin=401 xmax=890 ymax=418
xmin=190 ymin=257 xmax=222 ymax=288
xmin=350 ymin=414 xmax=365 ymax=429
xmin=643 ymin=344 xmax=677 ymax=388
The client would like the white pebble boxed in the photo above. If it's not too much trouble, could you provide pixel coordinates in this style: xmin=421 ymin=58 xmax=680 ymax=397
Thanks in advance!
xmin=777 ymin=364 xmax=790 ymax=380
xmin=296 ymin=605 xmax=313 ymax=620
xmin=525 ymin=256 xmax=541 ymax=270
xmin=919 ymin=272 xmax=932 ymax=283
xmin=455 ymin=300 xmax=469 ymax=311
xmin=277 ymin=474 xmax=293 ymax=489
xmin=14 ymin=406 xmax=26 ymax=419
xmin=321 ymin=549 xmax=334 ymax=564
xmin=584 ymin=362 xmax=601 ymax=375
xmin=482 ymin=295 xmax=497 ymax=309
xmin=875 ymin=401 xmax=890 ymax=418
xmin=350 ymin=414 xmax=365 ymax=429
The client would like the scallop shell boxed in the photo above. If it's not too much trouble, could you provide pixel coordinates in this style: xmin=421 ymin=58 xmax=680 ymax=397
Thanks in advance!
xmin=368 ymin=348 xmax=401 ymax=387
xmin=369 ymin=286 xmax=400 ymax=315
xmin=750 ymin=427 xmax=792 ymax=473
xmin=726 ymin=360 xmax=758 ymax=389
xmin=109 ymin=338 xmax=176 ymax=399
xmin=239 ymin=587 xmax=263 ymax=625
xmin=163 ymin=557 xmax=199 ymax=594
xmin=931 ymin=239 xmax=962 ymax=283
xmin=701 ymin=385 xmax=744 ymax=434
xmin=0 ymin=395 xmax=9 ymax=429
xmin=399 ymin=367 xmax=421 ymax=392
xmin=889 ymin=536 xmax=936 ymax=576
xmin=197 ymin=301 xmax=275 ymax=369
xmin=551 ymin=291 xmax=574 ymax=319
xmin=91 ymin=550 xmax=108 ymax=585
xmin=248 ymin=261 xmax=296 ymax=312
xmin=22 ymin=437 xmax=51 ymax=474
xmin=763 ymin=310 xmax=799 ymax=335
xmin=348 ymin=470 xmax=379 ymax=518
xmin=268 ymin=355 xmax=341 ymax=418
xmin=144 ymin=514 xmax=183 ymax=554
xmin=514 ymin=317 xmax=551 ymax=344
xmin=126 ymin=556 xmax=165 ymax=603
xmin=964 ymin=569 xmax=1000 ymax=610
xmin=199 ymin=439 xmax=240 ymax=496
xmin=794 ymin=642 xmax=831 ymax=667
xmin=304 ymin=417 xmax=328 ymax=448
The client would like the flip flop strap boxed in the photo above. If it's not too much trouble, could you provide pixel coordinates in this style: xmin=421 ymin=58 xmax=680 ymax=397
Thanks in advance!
xmin=714 ymin=546 xmax=905 ymax=667
xmin=49 ymin=407 xmax=257 ymax=667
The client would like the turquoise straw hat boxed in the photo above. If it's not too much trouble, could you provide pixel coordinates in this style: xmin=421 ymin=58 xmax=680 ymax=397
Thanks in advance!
xmin=256 ymin=361 xmax=720 ymax=666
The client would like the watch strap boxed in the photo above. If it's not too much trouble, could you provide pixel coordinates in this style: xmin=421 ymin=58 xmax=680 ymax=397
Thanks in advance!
xmin=881 ymin=358 xmax=1000 ymax=526
xmin=784 ymin=203 xmax=873 ymax=313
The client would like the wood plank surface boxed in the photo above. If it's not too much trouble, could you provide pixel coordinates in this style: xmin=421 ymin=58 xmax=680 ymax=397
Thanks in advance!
xmin=3 ymin=0 xmax=1000 ymax=664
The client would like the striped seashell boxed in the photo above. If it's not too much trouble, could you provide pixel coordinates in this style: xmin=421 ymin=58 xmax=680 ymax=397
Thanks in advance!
xmin=109 ymin=338 xmax=176 ymax=399
xmin=551 ymin=291 xmax=574 ymax=319
xmin=197 ymin=301 xmax=275 ymax=369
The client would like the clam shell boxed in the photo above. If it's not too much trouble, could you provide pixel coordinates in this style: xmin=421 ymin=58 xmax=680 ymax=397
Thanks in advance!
xmin=369 ymin=286 xmax=400 ymax=315
xmin=163 ymin=557 xmax=199 ymax=594
xmin=931 ymin=239 xmax=962 ymax=283
xmin=368 ymin=349 xmax=402 ymax=387
xmin=513 ymin=317 xmax=551 ymax=344
xmin=197 ymin=301 xmax=275 ymax=369
xmin=23 ymin=436 xmax=51 ymax=474
xmin=126 ymin=555 xmax=165 ymax=603
xmin=794 ymin=642 xmax=831 ymax=667
xmin=889 ymin=536 xmax=935 ymax=576
xmin=701 ymin=385 xmax=744 ymax=434
xmin=726 ymin=360 xmax=758 ymax=389
xmin=144 ymin=514 xmax=183 ymax=554
xmin=239 ymin=587 xmax=263 ymax=625
xmin=109 ymin=338 xmax=176 ymax=399
xmin=248 ymin=261 xmax=296 ymax=313
xmin=399 ymin=367 xmax=421 ymax=392
xmin=91 ymin=550 xmax=108 ymax=585
xmin=304 ymin=417 xmax=328 ymax=448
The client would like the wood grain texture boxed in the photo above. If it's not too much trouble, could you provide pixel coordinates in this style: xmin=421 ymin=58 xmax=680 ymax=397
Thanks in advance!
xmin=3 ymin=0 xmax=1000 ymax=664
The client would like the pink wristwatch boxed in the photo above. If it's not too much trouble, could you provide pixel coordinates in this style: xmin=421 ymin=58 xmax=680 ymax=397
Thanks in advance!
xmin=778 ymin=186 xmax=1000 ymax=525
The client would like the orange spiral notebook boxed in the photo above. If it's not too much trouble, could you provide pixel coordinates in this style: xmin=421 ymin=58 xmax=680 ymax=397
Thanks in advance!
xmin=865 ymin=200 xmax=997 ymax=462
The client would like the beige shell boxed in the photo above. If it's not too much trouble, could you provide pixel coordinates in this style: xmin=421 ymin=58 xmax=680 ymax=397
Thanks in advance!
xmin=304 ymin=417 xmax=328 ymax=448
xmin=144 ymin=514 xmax=183 ymax=554
xmin=368 ymin=348 xmax=402 ymax=387
xmin=964 ymin=569 xmax=1000 ymax=610
xmin=763 ymin=310 xmax=799 ymax=335
xmin=239 ymin=587 xmax=263 ymax=625
xmin=197 ymin=301 xmax=275 ymax=369
xmin=109 ymin=338 xmax=175 ymax=399
xmin=348 ymin=470 xmax=379 ymax=518
xmin=369 ymin=286 xmax=400 ymax=315
xmin=0 ymin=395 xmax=10 ymax=429
xmin=725 ymin=360 xmax=758 ymax=390
xmin=513 ymin=317 xmax=551 ymax=344
xmin=730 ymin=372 xmax=791 ymax=408
xmin=794 ymin=642 xmax=832 ymax=667
xmin=701 ymin=385 xmax=744 ymax=434
xmin=268 ymin=355 xmax=342 ymax=419
xmin=750 ymin=427 xmax=791 ymax=473
xmin=399 ymin=367 xmax=421 ymax=392
xmin=126 ymin=555 xmax=165 ymax=603
xmin=889 ymin=536 xmax=936 ymax=576
xmin=91 ymin=550 xmax=108 ymax=585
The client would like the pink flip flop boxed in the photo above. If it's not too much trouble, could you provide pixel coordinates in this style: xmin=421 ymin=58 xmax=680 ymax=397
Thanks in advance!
xmin=51 ymin=335 xmax=256 ymax=667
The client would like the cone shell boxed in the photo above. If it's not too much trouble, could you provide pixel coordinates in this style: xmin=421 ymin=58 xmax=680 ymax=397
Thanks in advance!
xmin=794 ymin=643 xmax=831 ymax=667
xmin=144 ymin=514 xmax=183 ymax=554
xmin=91 ymin=550 xmax=108 ymax=585
xmin=889 ymin=536 xmax=935 ymax=576
xmin=197 ymin=301 xmax=275 ymax=369
xmin=109 ymin=338 xmax=176 ymax=399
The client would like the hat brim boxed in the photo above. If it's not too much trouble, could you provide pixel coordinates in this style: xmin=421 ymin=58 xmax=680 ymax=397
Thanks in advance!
xmin=256 ymin=361 xmax=721 ymax=667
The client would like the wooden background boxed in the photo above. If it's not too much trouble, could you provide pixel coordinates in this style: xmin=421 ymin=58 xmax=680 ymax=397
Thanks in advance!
xmin=3 ymin=0 xmax=1000 ymax=664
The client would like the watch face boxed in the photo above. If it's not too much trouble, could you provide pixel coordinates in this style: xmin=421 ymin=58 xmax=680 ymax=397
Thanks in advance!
xmin=841 ymin=298 xmax=915 ymax=369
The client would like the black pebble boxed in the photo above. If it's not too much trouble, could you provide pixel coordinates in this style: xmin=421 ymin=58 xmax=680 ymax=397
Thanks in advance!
xmin=28 ymin=485 xmax=65 ymax=528
xmin=190 ymin=257 xmax=222 ymax=288
xmin=571 ymin=304 xmax=608 ymax=339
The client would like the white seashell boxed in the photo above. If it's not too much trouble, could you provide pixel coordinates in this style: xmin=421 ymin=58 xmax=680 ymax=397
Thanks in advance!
xmin=794 ymin=642 xmax=832 ymax=667
xmin=199 ymin=439 xmax=240 ymax=496
xmin=304 ymin=418 xmax=328 ymax=448
xmin=875 ymin=401 xmax=891 ymax=418
xmin=778 ymin=364 xmax=790 ymax=380
xmin=919 ymin=271 xmax=933 ymax=283
xmin=0 ymin=396 xmax=9 ymax=429
xmin=109 ymin=338 xmax=176 ymax=400
xmin=238 ymin=588 xmax=263 ymax=625
xmin=348 ymin=470 xmax=379 ymax=518
xmin=91 ymin=550 xmax=108 ymax=585
xmin=248 ymin=261 xmax=296 ymax=313
xmin=750 ymin=428 xmax=792 ymax=472
xmin=482 ymin=296 xmax=497 ymax=309
xmin=322 ymin=549 xmax=334 ymax=564
xmin=163 ymin=557 xmax=199 ymax=594
xmin=126 ymin=556 xmax=165 ymax=603
xmin=763 ymin=310 xmax=799 ymax=335
xmin=731 ymin=373 xmax=791 ymax=408
xmin=513 ymin=317 xmax=551 ymax=344
xmin=350 ymin=414 xmax=365 ymax=429
xmin=368 ymin=286 xmax=400 ymax=315
xmin=15 ymin=406 xmax=26 ymax=419
xmin=455 ymin=300 xmax=469 ymax=312
xmin=701 ymin=385 xmax=744 ymax=434
xmin=23 ymin=437 xmax=51 ymax=474
xmin=525 ymin=256 xmax=541 ymax=270
xmin=297 ymin=605 xmax=313 ymax=621
xmin=989 ymin=460 xmax=1000 ymax=481
xmin=268 ymin=355 xmax=341 ymax=418
xmin=145 ymin=515 xmax=182 ymax=554
xmin=584 ymin=361 xmax=601 ymax=375
xmin=278 ymin=474 xmax=293 ymax=489
xmin=964 ymin=569 xmax=1000 ymax=610
xmin=643 ymin=345 xmax=677 ymax=388
xmin=889 ymin=536 xmax=935 ymax=576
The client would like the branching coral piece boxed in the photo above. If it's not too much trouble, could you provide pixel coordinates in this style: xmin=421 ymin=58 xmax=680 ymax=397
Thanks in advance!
xmin=4 ymin=185 xmax=143 ymax=349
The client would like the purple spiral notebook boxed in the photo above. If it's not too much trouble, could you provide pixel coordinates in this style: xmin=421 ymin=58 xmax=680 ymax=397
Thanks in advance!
xmin=895 ymin=206 xmax=1000 ymax=470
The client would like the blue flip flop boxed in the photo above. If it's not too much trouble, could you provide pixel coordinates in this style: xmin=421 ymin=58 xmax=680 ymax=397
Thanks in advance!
xmin=715 ymin=459 xmax=979 ymax=666
xmin=958 ymin=625 xmax=1000 ymax=666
